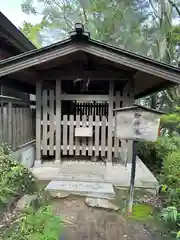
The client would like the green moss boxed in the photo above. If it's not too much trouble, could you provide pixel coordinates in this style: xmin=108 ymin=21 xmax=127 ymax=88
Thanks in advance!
xmin=130 ymin=203 xmax=154 ymax=221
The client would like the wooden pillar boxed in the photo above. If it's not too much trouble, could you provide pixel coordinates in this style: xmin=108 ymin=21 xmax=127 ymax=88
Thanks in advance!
xmin=114 ymin=90 xmax=121 ymax=158
xmin=120 ymin=79 xmax=134 ymax=163
xmin=36 ymin=81 xmax=42 ymax=162
xmin=127 ymin=79 xmax=134 ymax=163
xmin=107 ymin=81 xmax=114 ymax=162
xmin=55 ymin=79 xmax=61 ymax=162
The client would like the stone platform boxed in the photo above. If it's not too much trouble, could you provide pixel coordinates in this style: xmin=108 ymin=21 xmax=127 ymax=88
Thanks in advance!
xmin=32 ymin=157 xmax=158 ymax=189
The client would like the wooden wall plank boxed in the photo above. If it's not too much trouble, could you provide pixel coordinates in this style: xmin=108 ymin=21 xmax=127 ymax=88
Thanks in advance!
xmin=88 ymin=115 xmax=93 ymax=156
xmin=101 ymin=116 xmax=106 ymax=157
xmin=75 ymin=115 xmax=80 ymax=156
xmin=28 ymin=108 xmax=31 ymax=142
xmin=42 ymin=90 xmax=48 ymax=155
xmin=20 ymin=107 xmax=23 ymax=145
xmin=49 ymin=90 xmax=54 ymax=155
xmin=63 ymin=115 xmax=68 ymax=155
xmin=69 ymin=115 xmax=74 ymax=155
xmin=3 ymin=107 xmax=7 ymax=143
xmin=81 ymin=115 xmax=86 ymax=156
xmin=22 ymin=107 xmax=25 ymax=144
xmin=12 ymin=107 xmax=16 ymax=150
xmin=107 ymin=81 xmax=114 ymax=162
xmin=20 ymin=108 xmax=24 ymax=145
xmin=95 ymin=115 xmax=100 ymax=156
xmin=114 ymin=90 xmax=121 ymax=158
xmin=36 ymin=81 xmax=42 ymax=161
xmin=55 ymin=79 xmax=61 ymax=161
xmin=16 ymin=108 xmax=20 ymax=146
xmin=26 ymin=108 xmax=29 ymax=142
xmin=24 ymin=108 xmax=28 ymax=144
xmin=8 ymin=102 xmax=12 ymax=147
xmin=27 ymin=108 xmax=30 ymax=142
xmin=23 ymin=107 xmax=27 ymax=144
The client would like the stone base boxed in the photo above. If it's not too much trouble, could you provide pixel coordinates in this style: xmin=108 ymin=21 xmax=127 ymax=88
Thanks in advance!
xmin=32 ymin=158 xmax=158 ymax=188
xmin=34 ymin=160 xmax=42 ymax=167
xmin=45 ymin=180 xmax=116 ymax=200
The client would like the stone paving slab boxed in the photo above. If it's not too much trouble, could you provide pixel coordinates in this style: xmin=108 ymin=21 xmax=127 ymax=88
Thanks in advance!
xmin=45 ymin=180 xmax=116 ymax=200
xmin=85 ymin=197 xmax=119 ymax=211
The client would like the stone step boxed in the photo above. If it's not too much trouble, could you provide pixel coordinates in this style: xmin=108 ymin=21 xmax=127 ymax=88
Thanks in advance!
xmin=45 ymin=180 xmax=116 ymax=200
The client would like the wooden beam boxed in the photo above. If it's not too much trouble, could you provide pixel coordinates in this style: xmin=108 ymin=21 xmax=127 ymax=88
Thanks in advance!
xmin=61 ymin=94 xmax=109 ymax=101
xmin=36 ymin=81 xmax=42 ymax=161
xmin=0 ymin=95 xmax=32 ymax=105
xmin=83 ymin=44 xmax=180 ymax=84
xmin=40 ymin=69 xmax=131 ymax=81
xmin=0 ymin=77 xmax=35 ymax=94
xmin=55 ymin=79 xmax=61 ymax=162
xmin=107 ymin=80 xmax=114 ymax=162
xmin=0 ymin=43 xmax=79 ymax=77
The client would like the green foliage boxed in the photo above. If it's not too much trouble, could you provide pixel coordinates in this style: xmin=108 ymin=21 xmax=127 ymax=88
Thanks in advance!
xmin=162 ymin=151 xmax=180 ymax=189
xmin=3 ymin=205 xmax=63 ymax=240
xmin=20 ymin=21 xmax=46 ymax=48
xmin=0 ymin=142 xmax=12 ymax=155
xmin=0 ymin=149 xmax=37 ymax=212
xmin=161 ymin=107 xmax=180 ymax=135
xmin=176 ymin=231 xmax=180 ymax=240
xmin=161 ymin=206 xmax=178 ymax=227
xmin=137 ymin=136 xmax=180 ymax=173
xmin=20 ymin=0 xmax=180 ymax=66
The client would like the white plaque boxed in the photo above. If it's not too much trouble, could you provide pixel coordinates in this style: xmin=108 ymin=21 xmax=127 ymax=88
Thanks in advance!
xmin=75 ymin=127 xmax=93 ymax=137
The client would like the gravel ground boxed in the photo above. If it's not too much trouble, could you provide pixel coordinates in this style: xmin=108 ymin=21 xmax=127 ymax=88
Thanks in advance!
xmin=52 ymin=196 xmax=159 ymax=240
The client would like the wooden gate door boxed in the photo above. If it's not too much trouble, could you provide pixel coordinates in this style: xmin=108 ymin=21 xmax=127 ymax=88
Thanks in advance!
xmin=61 ymin=101 xmax=108 ymax=158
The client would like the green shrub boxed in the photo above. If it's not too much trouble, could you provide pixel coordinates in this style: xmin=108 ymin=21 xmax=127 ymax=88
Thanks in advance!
xmin=137 ymin=136 xmax=180 ymax=174
xmin=3 ymin=205 xmax=63 ymax=240
xmin=162 ymin=151 xmax=180 ymax=188
xmin=160 ymin=108 xmax=180 ymax=135
xmin=161 ymin=206 xmax=178 ymax=226
xmin=0 ymin=150 xmax=38 ymax=212
xmin=0 ymin=142 xmax=12 ymax=155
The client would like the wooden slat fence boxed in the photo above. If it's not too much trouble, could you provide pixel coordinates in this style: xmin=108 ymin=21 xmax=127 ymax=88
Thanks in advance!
xmin=0 ymin=102 xmax=35 ymax=150
xmin=42 ymin=114 xmax=110 ymax=157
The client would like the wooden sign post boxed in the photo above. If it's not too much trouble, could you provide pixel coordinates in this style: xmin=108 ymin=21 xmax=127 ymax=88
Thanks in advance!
xmin=113 ymin=105 xmax=164 ymax=215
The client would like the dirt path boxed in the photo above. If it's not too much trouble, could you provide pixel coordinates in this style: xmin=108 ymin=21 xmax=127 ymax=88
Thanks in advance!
xmin=52 ymin=196 xmax=157 ymax=240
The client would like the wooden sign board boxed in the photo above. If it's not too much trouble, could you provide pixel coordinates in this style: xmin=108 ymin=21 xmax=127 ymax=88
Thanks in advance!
xmin=114 ymin=111 xmax=160 ymax=141
xmin=75 ymin=127 xmax=93 ymax=137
